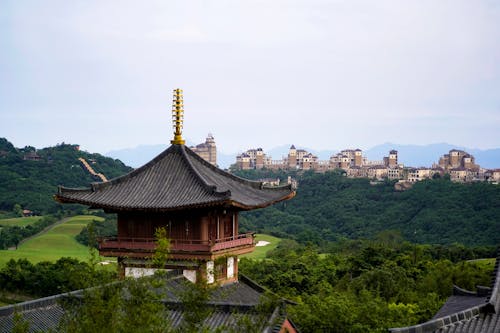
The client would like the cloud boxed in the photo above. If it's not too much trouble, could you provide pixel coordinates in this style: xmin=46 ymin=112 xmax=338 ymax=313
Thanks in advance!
xmin=1 ymin=0 xmax=499 ymax=153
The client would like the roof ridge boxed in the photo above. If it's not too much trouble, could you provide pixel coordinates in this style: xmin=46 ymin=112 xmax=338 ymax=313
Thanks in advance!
xmin=57 ymin=145 xmax=178 ymax=193
xmin=182 ymin=145 xmax=294 ymax=193
xmin=179 ymin=145 xmax=231 ymax=198
xmin=389 ymin=306 xmax=483 ymax=333
xmin=0 ymin=288 xmax=83 ymax=317
xmin=240 ymin=274 xmax=297 ymax=306
xmin=183 ymin=145 xmax=261 ymax=189
xmin=452 ymin=285 xmax=481 ymax=297
xmin=485 ymin=249 xmax=500 ymax=313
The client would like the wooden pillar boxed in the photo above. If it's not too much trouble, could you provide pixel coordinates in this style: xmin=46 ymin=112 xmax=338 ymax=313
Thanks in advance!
xmin=233 ymin=257 xmax=239 ymax=281
xmin=117 ymin=213 xmax=126 ymax=238
xmin=234 ymin=213 xmax=239 ymax=236
xmin=217 ymin=215 xmax=220 ymax=240
xmin=118 ymin=257 xmax=126 ymax=279
xmin=232 ymin=213 xmax=236 ymax=239
xmin=200 ymin=216 xmax=209 ymax=241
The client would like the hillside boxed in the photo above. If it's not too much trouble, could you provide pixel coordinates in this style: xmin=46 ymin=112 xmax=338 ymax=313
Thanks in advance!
xmin=0 ymin=138 xmax=132 ymax=215
xmin=235 ymin=169 xmax=500 ymax=246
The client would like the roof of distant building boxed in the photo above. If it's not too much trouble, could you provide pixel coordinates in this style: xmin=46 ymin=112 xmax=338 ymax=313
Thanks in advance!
xmin=449 ymin=149 xmax=468 ymax=154
xmin=450 ymin=167 xmax=468 ymax=171
xmin=192 ymin=143 xmax=209 ymax=149
xmin=369 ymin=165 xmax=387 ymax=170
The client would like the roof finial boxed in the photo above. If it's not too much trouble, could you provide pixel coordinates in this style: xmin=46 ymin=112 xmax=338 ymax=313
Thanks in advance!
xmin=171 ymin=88 xmax=185 ymax=145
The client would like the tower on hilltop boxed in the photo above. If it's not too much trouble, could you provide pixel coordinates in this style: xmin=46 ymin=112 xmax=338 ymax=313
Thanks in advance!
xmin=288 ymin=145 xmax=297 ymax=168
xmin=191 ymin=133 xmax=217 ymax=166
xmin=388 ymin=150 xmax=398 ymax=167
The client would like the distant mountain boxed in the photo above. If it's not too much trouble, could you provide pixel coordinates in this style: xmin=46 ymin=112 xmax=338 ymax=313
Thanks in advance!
xmin=107 ymin=144 xmax=236 ymax=170
xmin=469 ymin=148 xmax=500 ymax=169
xmin=107 ymin=142 xmax=500 ymax=170
xmin=365 ymin=143 xmax=500 ymax=169
xmin=107 ymin=144 xmax=168 ymax=168
xmin=217 ymin=152 xmax=237 ymax=170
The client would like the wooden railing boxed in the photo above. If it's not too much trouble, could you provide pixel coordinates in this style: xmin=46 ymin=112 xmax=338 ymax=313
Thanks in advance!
xmin=98 ymin=233 xmax=255 ymax=253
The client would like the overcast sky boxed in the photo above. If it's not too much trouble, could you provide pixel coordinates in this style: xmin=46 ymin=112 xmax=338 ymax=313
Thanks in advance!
xmin=1 ymin=0 xmax=499 ymax=155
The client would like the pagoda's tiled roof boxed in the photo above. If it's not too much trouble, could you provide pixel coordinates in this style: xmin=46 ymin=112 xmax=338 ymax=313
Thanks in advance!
xmin=389 ymin=251 xmax=500 ymax=333
xmin=0 ymin=273 xmax=295 ymax=333
xmin=56 ymin=144 xmax=295 ymax=211
xmin=156 ymin=274 xmax=263 ymax=308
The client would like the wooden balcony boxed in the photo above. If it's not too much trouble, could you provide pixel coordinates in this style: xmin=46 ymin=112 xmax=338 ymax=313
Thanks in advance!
xmin=98 ymin=233 xmax=256 ymax=260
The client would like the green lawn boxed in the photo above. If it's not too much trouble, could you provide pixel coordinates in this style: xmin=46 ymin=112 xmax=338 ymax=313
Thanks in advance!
xmin=242 ymin=234 xmax=282 ymax=260
xmin=0 ymin=215 xmax=103 ymax=267
xmin=0 ymin=216 xmax=42 ymax=227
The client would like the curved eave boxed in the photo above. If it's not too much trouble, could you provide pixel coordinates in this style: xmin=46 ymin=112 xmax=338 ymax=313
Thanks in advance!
xmin=54 ymin=189 xmax=295 ymax=212
xmin=229 ymin=190 xmax=296 ymax=211
xmin=54 ymin=192 xmax=231 ymax=212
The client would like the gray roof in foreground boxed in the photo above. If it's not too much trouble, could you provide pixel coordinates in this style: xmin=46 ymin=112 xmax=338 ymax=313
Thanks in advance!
xmin=389 ymin=250 xmax=500 ymax=333
xmin=56 ymin=144 xmax=295 ymax=212
xmin=0 ymin=273 xmax=293 ymax=333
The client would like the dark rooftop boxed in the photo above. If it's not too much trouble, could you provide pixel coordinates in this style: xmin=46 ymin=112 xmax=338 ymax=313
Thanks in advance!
xmin=389 ymin=251 xmax=500 ymax=333
xmin=56 ymin=144 xmax=294 ymax=212
xmin=0 ymin=273 xmax=294 ymax=333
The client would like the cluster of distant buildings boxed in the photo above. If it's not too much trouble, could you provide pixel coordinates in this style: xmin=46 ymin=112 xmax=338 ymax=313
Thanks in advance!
xmin=231 ymin=145 xmax=500 ymax=184
xmin=10 ymin=134 xmax=499 ymax=185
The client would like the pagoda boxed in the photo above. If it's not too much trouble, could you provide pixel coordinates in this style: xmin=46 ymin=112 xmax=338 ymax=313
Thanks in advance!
xmin=55 ymin=89 xmax=295 ymax=284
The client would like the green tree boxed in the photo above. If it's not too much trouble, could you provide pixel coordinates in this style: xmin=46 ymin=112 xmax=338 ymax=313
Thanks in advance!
xmin=12 ymin=311 xmax=30 ymax=333
xmin=13 ymin=204 xmax=22 ymax=217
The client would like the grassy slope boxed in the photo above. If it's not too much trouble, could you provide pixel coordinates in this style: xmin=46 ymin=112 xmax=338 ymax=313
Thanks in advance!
xmin=0 ymin=215 xmax=102 ymax=267
xmin=0 ymin=216 xmax=42 ymax=227
xmin=242 ymin=234 xmax=282 ymax=260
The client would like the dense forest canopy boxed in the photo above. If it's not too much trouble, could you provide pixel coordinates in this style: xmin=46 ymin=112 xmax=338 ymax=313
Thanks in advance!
xmin=0 ymin=138 xmax=131 ymax=215
xmin=240 ymin=239 xmax=496 ymax=332
xmin=234 ymin=169 xmax=500 ymax=246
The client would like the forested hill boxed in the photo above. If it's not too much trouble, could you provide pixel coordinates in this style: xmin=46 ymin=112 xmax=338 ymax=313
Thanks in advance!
xmin=234 ymin=169 xmax=500 ymax=246
xmin=0 ymin=138 xmax=132 ymax=215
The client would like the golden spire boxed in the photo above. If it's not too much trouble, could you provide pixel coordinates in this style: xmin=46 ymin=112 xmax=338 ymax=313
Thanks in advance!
xmin=171 ymin=88 xmax=185 ymax=145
